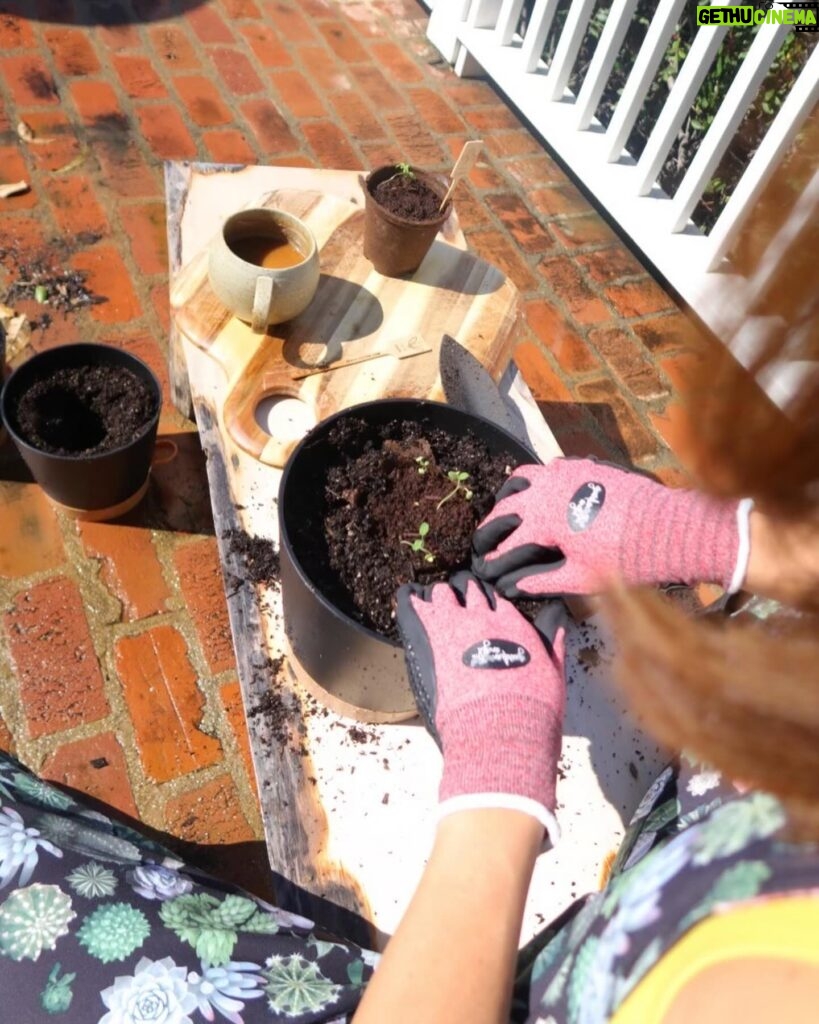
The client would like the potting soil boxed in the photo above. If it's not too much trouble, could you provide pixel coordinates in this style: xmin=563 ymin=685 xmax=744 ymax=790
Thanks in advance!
xmin=321 ymin=417 xmax=519 ymax=638
xmin=371 ymin=173 xmax=443 ymax=222
xmin=14 ymin=364 xmax=158 ymax=456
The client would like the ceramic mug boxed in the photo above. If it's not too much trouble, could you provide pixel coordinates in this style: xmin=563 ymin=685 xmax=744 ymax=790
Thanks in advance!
xmin=208 ymin=208 xmax=320 ymax=334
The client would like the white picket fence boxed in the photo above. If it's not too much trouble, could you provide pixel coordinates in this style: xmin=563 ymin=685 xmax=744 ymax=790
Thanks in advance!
xmin=424 ymin=1 xmax=819 ymax=403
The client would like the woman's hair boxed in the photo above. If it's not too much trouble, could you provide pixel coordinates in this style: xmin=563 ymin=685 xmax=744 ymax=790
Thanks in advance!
xmin=607 ymin=144 xmax=819 ymax=832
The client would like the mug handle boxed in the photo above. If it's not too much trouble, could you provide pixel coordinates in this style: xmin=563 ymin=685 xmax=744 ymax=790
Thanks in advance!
xmin=251 ymin=276 xmax=276 ymax=334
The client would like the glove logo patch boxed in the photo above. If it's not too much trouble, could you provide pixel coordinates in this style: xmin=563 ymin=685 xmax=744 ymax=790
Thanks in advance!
xmin=568 ymin=482 xmax=605 ymax=532
xmin=462 ymin=638 xmax=531 ymax=670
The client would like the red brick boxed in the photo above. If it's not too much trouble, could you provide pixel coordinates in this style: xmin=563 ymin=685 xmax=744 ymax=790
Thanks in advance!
xmin=514 ymin=341 xmax=572 ymax=401
xmin=529 ymin=183 xmax=590 ymax=219
xmin=318 ymin=19 xmax=369 ymax=62
xmin=261 ymin=4 xmax=316 ymax=43
xmin=300 ymin=121 xmax=358 ymax=172
xmin=220 ymin=680 xmax=257 ymax=791
xmin=151 ymin=281 xmax=172 ymax=334
xmin=16 ymin=110 xmax=80 ymax=173
xmin=2 ymin=54 xmax=60 ymax=106
xmin=113 ymin=54 xmax=168 ymax=99
xmin=41 ymin=733 xmax=138 ymax=819
xmin=148 ymin=24 xmax=200 ymax=69
xmin=117 ymin=625 xmax=223 ymax=782
xmin=0 ymin=714 xmax=16 ymax=757
xmin=539 ymin=256 xmax=613 ymax=325
xmin=330 ymin=90 xmax=385 ymax=142
xmin=163 ymin=774 xmax=256 ymax=845
xmin=369 ymin=40 xmax=424 ymax=83
xmin=69 ymin=79 xmax=119 ymax=122
xmin=5 ymin=578 xmax=109 ymax=740
xmin=212 ymin=47 xmax=264 ymax=94
xmin=383 ymin=112 xmax=448 ymax=167
xmin=504 ymin=153 xmax=566 ymax=188
xmin=202 ymin=127 xmax=256 ymax=163
xmin=173 ymin=74 xmax=232 ymax=126
xmin=484 ymin=131 xmax=545 ymax=160
xmin=649 ymin=401 xmax=699 ymax=470
xmin=223 ymin=0 xmax=261 ymax=16
xmin=297 ymin=44 xmax=351 ymax=95
xmin=119 ymin=202 xmax=169 ymax=276
xmin=97 ymin=19 xmax=142 ymax=52
xmin=44 ymin=28 xmax=101 ymax=75
xmin=78 ymin=520 xmax=170 ymax=621
xmin=137 ymin=103 xmax=198 ymax=159
xmin=48 ymin=175 xmax=111 ymax=238
xmin=71 ymin=245 xmax=142 ymax=323
xmin=588 ymin=327 xmax=670 ymax=401
xmin=238 ymin=23 xmax=293 ymax=68
xmin=556 ymin=427 xmax=618 ymax=461
xmin=1 ymin=213 xmax=48 ymax=265
xmin=440 ymin=78 xmax=499 ymax=107
xmin=632 ymin=313 xmax=710 ymax=356
xmin=524 ymin=300 xmax=601 ymax=375
xmin=576 ymin=245 xmax=645 ymax=284
xmin=350 ymin=65 xmax=407 ymax=112
xmin=0 ymin=146 xmax=35 ymax=209
xmin=105 ymin=333 xmax=172 ymax=406
xmin=467 ymin=227 xmax=539 ymax=293
xmin=241 ymin=98 xmax=298 ymax=153
xmin=187 ymin=4 xmax=235 ymax=44
xmin=173 ymin=539 xmax=235 ymax=674
xmin=448 ymin=182 xmax=491 ymax=231
xmin=550 ymin=214 xmax=617 ymax=248
xmin=0 ymin=483 xmax=65 ymax=578
xmin=604 ymin=280 xmax=677 ymax=319
xmin=658 ymin=350 xmax=708 ymax=395
xmin=485 ymin=193 xmax=554 ymax=255
xmin=0 ymin=10 xmax=36 ymax=48
xmin=576 ymin=377 xmax=662 ymax=464
xmin=269 ymin=69 xmax=325 ymax=119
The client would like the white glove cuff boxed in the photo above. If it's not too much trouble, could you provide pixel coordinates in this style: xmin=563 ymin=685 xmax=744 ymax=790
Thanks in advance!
xmin=436 ymin=793 xmax=560 ymax=851
xmin=728 ymin=498 xmax=754 ymax=594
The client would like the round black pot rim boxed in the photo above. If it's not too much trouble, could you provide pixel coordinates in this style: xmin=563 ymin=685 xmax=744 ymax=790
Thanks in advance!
xmin=279 ymin=397 xmax=538 ymax=650
xmin=365 ymin=165 xmax=452 ymax=227
xmin=0 ymin=342 xmax=162 ymax=463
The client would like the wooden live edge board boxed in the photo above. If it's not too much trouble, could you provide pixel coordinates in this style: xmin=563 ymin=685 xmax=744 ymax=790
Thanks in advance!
xmin=166 ymin=163 xmax=667 ymax=947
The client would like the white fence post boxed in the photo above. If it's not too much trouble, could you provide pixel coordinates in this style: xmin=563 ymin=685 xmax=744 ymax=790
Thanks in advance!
xmin=574 ymin=0 xmax=640 ymax=130
xmin=545 ymin=0 xmax=598 ymax=101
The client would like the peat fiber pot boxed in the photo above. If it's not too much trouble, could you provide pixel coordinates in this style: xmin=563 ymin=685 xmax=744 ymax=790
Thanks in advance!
xmin=1 ymin=343 xmax=161 ymax=520
xmin=363 ymin=165 xmax=452 ymax=278
xmin=278 ymin=398 xmax=538 ymax=724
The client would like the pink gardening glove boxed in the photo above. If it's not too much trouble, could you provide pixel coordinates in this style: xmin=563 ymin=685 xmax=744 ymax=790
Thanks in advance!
xmin=472 ymin=457 xmax=751 ymax=598
xmin=396 ymin=571 xmax=566 ymax=842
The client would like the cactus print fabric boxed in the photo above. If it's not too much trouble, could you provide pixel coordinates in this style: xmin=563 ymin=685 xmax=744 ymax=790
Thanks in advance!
xmin=0 ymin=752 xmax=377 ymax=1022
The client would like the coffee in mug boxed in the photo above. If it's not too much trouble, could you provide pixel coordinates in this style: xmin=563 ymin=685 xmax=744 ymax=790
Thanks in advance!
xmin=208 ymin=208 xmax=320 ymax=334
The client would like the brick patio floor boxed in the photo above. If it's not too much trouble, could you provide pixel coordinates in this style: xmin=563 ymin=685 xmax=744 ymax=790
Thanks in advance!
xmin=0 ymin=0 xmax=730 ymax=896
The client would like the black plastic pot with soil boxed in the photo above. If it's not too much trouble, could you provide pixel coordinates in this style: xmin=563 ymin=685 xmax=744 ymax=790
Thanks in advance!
xmin=363 ymin=164 xmax=452 ymax=278
xmin=278 ymin=399 xmax=539 ymax=723
xmin=1 ymin=342 xmax=161 ymax=519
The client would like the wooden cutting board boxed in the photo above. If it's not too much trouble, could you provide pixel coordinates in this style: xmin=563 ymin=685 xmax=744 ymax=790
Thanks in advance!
xmin=171 ymin=188 xmax=522 ymax=467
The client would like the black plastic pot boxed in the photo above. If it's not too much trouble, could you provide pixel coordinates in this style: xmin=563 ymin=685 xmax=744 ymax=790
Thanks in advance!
xmin=278 ymin=398 xmax=538 ymax=722
xmin=1 ymin=343 xmax=161 ymax=516
xmin=363 ymin=166 xmax=452 ymax=278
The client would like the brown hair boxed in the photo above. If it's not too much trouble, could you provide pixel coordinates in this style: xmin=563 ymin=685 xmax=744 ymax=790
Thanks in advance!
xmin=606 ymin=136 xmax=819 ymax=830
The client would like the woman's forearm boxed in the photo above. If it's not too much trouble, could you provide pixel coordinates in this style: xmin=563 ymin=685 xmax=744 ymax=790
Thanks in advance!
xmin=353 ymin=809 xmax=542 ymax=1024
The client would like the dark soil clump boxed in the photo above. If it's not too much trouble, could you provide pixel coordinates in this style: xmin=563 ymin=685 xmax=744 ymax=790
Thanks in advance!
xmin=320 ymin=416 xmax=520 ymax=639
xmin=371 ymin=172 xmax=444 ymax=222
xmin=14 ymin=364 xmax=158 ymax=456
xmin=223 ymin=528 xmax=280 ymax=586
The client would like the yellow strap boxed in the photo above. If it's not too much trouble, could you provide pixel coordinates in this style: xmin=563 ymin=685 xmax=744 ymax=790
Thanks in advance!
xmin=611 ymin=895 xmax=819 ymax=1023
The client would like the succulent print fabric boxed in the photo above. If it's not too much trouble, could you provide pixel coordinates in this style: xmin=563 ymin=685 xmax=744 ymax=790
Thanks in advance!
xmin=0 ymin=752 xmax=378 ymax=1022
xmin=515 ymin=754 xmax=819 ymax=1024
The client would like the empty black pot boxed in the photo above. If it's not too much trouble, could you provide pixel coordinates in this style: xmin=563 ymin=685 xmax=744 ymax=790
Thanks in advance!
xmin=278 ymin=398 xmax=539 ymax=722
xmin=1 ymin=343 xmax=161 ymax=516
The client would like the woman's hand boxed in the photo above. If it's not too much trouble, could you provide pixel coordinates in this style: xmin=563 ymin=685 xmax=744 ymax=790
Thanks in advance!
xmin=396 ymin=571 xmax=566 ymax=838
xmin=472 ymin=457 xmax=750 ymax=598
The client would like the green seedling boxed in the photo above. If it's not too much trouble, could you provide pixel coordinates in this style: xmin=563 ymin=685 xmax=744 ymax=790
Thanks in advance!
xmin=396 ymin=161 xmax=414 ymax=178
xmin=436 ymin=470 xmax=473 ymax=510
xmin=400 ymin=521 xmax=435 ymax=563
xmin=415 ymin=456 xmax=430 ymax=475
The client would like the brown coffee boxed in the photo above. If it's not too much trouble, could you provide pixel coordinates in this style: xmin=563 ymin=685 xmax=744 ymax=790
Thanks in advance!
xmin=229 ymin=233 xmax=305 ymax=269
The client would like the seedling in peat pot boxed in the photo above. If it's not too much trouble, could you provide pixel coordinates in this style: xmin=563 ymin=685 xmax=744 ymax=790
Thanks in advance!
xmin=401 ymin=521 xmax=436 ymax=564
xmin=436 ymin=470 xmax=473 ymax=510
